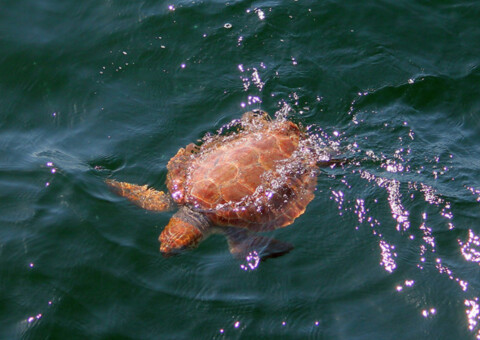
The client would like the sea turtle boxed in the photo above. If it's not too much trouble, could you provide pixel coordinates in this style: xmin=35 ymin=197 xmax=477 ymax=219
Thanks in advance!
xmin=106 ymin=110 xmax=341 ymax=260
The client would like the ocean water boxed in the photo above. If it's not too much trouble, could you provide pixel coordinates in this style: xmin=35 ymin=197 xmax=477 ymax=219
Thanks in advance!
xmin=1 ymin=0 xmax=480 ymax=338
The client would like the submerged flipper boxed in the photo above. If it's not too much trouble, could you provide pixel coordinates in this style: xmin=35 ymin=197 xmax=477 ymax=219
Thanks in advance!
xmin=317 ymin=158 xmax=350 ymax=168
xmin=105 ymin=179 xmax=175 ymax=212
xmin=224 ymin=228 xmax=293 ymax=261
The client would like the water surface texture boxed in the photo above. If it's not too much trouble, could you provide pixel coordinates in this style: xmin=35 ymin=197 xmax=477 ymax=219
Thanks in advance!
xmin=1 ymin=0 xmax=480 ymax=339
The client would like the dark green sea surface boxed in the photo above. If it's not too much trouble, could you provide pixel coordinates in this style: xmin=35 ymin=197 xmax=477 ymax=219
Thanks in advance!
xmin=2 ymin=0 xmax=480 ymax=339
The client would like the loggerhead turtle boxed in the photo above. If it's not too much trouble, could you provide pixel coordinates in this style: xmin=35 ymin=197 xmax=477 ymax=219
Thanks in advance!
xmin=106 ymin=110 xmax=342 ymax=260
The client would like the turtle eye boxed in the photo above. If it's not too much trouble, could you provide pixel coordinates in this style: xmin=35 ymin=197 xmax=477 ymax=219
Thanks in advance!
xmin=251 ymin=109 xmax=266 ymax=117
xmin=251 ymin=109 xmax=269 ymax=120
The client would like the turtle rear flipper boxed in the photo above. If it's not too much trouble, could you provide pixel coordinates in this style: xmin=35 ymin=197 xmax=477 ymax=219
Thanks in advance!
xmin=106 ymin=179 xmax=175 ymax=212
xmin=224 ymin=228 xmax=293 ymax=261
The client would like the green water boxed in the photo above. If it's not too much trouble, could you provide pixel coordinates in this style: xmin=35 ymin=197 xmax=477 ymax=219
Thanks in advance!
xmin=2 ymin=0 xmax=480 ymax=338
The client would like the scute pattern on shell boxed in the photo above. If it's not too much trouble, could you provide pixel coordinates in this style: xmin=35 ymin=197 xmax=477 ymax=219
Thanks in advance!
xmin=166 ymin=114 xmax=318 ymax=232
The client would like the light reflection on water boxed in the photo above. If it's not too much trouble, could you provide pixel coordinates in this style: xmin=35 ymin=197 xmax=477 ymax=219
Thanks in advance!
xmin=239 ymin=251 xmax=260 ymax=271
xmin=323 ymin=131 xmax=480 ymax=338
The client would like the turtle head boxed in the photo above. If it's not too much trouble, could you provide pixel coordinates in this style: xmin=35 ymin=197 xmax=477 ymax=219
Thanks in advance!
xmin=241 ymin=109 xmax=271 ymax=128
xmin=159 ymin=216 xmax=204 ymax=256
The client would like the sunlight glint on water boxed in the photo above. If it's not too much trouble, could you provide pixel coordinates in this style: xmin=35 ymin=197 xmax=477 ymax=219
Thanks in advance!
xmin=323 ymin=129 xmax=480 ymax=338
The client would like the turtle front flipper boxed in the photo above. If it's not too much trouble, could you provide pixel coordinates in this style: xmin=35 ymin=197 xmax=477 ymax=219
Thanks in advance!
xmin=106 ymin=179 xmax=175 ymax=212
xmin=224 ymin=228 xmax=293 ymax=261
xmin=159 ymin=206 xmax=212 ymax=256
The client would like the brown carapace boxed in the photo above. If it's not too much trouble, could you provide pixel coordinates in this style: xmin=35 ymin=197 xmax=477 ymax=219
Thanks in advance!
xmin=106 ymin=110 xmax=342 ymax=260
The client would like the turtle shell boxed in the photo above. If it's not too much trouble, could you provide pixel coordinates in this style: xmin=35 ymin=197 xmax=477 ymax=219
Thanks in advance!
xmin=166 ymin=113 xmax=318 ymax=232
